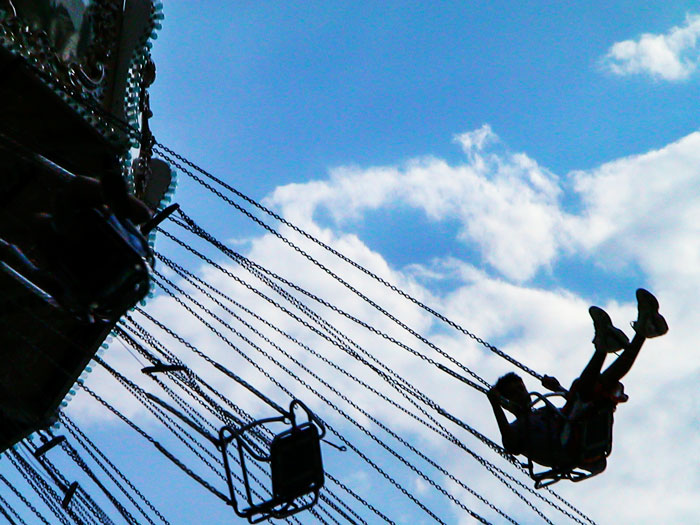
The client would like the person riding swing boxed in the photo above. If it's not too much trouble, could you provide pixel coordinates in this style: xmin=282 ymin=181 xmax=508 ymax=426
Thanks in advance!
xmin=487 ymin=288 xmax=668 ymax=487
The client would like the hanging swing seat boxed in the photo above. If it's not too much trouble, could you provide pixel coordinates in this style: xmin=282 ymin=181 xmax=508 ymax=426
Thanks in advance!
xmin=219 ymin=400 xmax=325 ymax=523
xmin=524 ymin=392 xmax=613 ymax=489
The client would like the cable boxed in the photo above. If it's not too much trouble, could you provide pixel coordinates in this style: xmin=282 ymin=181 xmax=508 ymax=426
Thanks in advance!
xmin=151 ymin=260 xmax=522 ymax=522
xmin=151 ymin=271 xmax=497 ymax=524
xmin=158 ymin=149 xmax=545 ymax=383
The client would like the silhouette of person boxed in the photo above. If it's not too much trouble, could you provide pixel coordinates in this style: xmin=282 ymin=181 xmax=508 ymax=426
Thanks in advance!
xmin=487 ymin=289 xmax=668 ymax=477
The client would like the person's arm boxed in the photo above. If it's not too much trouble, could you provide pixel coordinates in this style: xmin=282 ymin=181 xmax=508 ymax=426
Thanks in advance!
xmin=487 ymin=388 xmax=521 ymax=453
xmin=541 ymin=375 xmax=567 ymax=393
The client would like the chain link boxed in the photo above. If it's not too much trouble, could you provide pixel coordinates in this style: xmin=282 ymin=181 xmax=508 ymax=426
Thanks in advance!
xmin=27 ymin=66 xmax=587 ymax=522
xmin=148 ymin=271 xmax=448 ymax=523
xmin=160 ymin=217 xmax=594 ymax=524
xmin=60 ymin=414 xmax=169 ymax=525
xmin=152 ymin=266 xmax=498 ymax=524
xmin=172 ymin=206 xmax=492 ymax=391
xmin=58 ymin=440 xmax=138 ymax=525
xmin=28 ymin=444 xmax=108 ymax=525
xmin=6 ymin=451 xmax=73 ymax=525
xmin=158 ymin=227 xmax=510 ymax=456
xmin=326 ymin=473 xmax=392 ymax=524
xmin=156 ymin=254 xmax=525 ymax=522
xmin=0 ymin=490 xmax=28 ymax=525
xmin=0 ymin=471 xmax=52 ymax=525
xmin=163 ymin=193 xmax=595 ymax=524
xmin=157 ymin=145 xmax=544 ymax=383
xmin=80 ymin=385 xmax=230 ymax=504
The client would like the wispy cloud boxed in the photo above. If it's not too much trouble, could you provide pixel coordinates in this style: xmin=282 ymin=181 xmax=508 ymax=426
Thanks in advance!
xmin=602 ymin=13 xmax=700 ymax=80
xmin=71 ymin=125 xmax=700 ymax=523
xmin=265 ymin=124 xmax=565 ymax=283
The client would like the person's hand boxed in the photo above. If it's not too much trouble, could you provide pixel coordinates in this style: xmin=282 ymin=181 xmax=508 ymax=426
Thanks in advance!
xmin=487 ymin=386 xmax=500 ymax=402
xmin=541 ymin=375 xmax=562 ymax=392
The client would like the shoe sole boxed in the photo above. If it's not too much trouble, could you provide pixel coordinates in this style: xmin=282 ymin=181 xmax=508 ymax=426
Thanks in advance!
xmin=590 ymin=306 xmax=629 ymax=352
xmin=636 ymin=288 xmax=668 ymax=337
xmin=589 ymin=306 xmax=612 ymax=327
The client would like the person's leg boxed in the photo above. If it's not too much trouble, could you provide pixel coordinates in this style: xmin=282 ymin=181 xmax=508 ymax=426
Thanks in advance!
xmin=599 ymin=332 xmax=644 ymax=386
xmin=600 ymin=289 xmax=666 ymax=386
xmin=601 ymin=288 xmax=668 ymax=385
xmin=569 ymin=307 xmax=617 ymax=398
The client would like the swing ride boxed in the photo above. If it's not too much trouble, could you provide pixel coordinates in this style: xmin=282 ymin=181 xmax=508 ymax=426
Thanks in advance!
xmin=0 ymin=2 xmax=609 ymax=523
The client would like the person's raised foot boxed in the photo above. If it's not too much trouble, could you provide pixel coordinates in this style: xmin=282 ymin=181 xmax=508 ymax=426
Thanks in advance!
xmin=589 ymin=306 xmax=629 ymax=353
xmin=633 ymin=288 xmax=668 ymax=338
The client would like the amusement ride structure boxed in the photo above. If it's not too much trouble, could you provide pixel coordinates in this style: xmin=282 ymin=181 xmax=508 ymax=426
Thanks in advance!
xmin=0 ymin=2 xmax=606 ymax=523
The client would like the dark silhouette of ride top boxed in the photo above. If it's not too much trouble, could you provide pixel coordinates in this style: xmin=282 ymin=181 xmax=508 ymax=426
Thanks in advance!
xmin=487 ymin=289 xmax=668 ymax=487
xmin=0 ymin=136 xmax=176 ymax=453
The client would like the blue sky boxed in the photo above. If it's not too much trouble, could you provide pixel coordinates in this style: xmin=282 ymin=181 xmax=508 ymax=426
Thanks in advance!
xmin=151 ymin=1 xmax=700 ymax=187
xmin=6 ymin=2 xmax=700 ymax=524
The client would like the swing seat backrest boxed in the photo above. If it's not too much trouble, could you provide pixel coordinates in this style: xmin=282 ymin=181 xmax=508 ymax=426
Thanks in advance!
xmin=569 ymin=405 xmax=613 ymax=463
xmin=525 ymin=391 xmax=614 ymax=487
xmin=528 ymin=391 xmax=612 ymax=461
xmin=270 ymin=422 xmax=324 ymax=501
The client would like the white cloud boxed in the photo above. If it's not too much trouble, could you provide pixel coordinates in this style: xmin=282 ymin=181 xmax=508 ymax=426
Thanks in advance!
xmin=602 ymin=13 xmax=700 ymax=80
xmin=266 ymin=128 xmax=565 ymax=283
xmin=69 ymin=125 xmax=700 ymax=523
xmin=257 ymin=125 xmax=700 ymax=522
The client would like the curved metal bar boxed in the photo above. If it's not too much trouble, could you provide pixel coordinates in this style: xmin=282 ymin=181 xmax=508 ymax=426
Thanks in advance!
xmin=289 ymin=399 xmax=326 ymax=440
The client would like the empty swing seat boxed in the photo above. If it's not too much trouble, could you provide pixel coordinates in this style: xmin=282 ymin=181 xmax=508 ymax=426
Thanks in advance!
xmin=270 ymin=422 xmax=324 ymax=502
xmin=219 ymin=399 xmax=326 ymax=523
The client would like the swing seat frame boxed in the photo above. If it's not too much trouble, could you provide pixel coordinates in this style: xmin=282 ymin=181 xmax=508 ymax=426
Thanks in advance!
xmin=524 ymin=392 xmax=612 ymax=489
xmin=219 ymin=399 xmax=326 ymax=523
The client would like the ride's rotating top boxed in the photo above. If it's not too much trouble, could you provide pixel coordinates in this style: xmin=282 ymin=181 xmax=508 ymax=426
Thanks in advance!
xmin=0 ymin=0 xmax=164 ymax=152
xmin=0 ymin=1 xmax=174 ymax=453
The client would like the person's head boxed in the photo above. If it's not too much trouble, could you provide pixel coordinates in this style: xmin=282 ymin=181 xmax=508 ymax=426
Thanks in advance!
xmin=495 ymin=373 xmax=530 ymax=415
xmin=609 ymin=381 xmax=628 ymax=405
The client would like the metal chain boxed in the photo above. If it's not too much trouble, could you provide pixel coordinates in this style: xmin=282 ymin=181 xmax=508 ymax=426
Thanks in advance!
xmin=114 ymin=325 xmax=308 ymax=525
xmin=23 ymin=46 xmax=539 ymax=382
xmin=6 ymin=451 xmax=73 ymax=525
xmin=156 ymin=231 xmax=509 ymax=458
xmin=79 ymin=385 xmax=230 ymax=504
xmin=95 ymin=358 xmax=228 ymax=478
xmin=21 ymin=47 xmax=585 ymax=523
xmin=157 ymin=146 xmax=544 ymax=383
xmin=120 ymin=317 xmax=273 ymax=451
xmin=325 ymin=473 xmax=393 ymax=525
xmin=325 ymin=426 xmax=452 ymax=525
xmin=126 ymin=313 xmax=369 ymax=525
xmin=172 ymin=208 xmax=492 ymax=391
xmin=118 ymin=322 xmax=259 ymax=438
xmin=95 ymin=355 xmax=286 ymax=515
xmin=157 ymin=228 xmax=501 ymax=457
xmin=59 ymin=414 xmax=168 ymax=525
xmin=308 ymin=502 xmax=339 ymax=525
xmin=163 ymin=213 xmax=594 ymax=524
xmin=152 ymin=271 xmax=497 ymax=524
xmin=154 ymin=257 xmax=517 ymax=522
xmin=180 ymin=264 xmax=562 ymax=522
xmin=147 ymin=275 xmax=445 ymax=524
xmin=58 ymin=441 xmax=138 ymax=525
xmin=0 ymin=472 xmax=52 ymax=525
xmin=3 ymin=35 xmax=358 ymax=525
xmin=0 ymin=490 xmax=27 ymax=525
xmin=147 ymin=278 xmax=289 ymax=415
xmin=27 ymin=445 xmax=107 ymax=525
xmin=157 ymin=228 xmax=429 ymax=407
xmin=319 ymin=489 xmax=367 ymax=525
xmin=315 ymin=494 xmax=356 ymax=525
